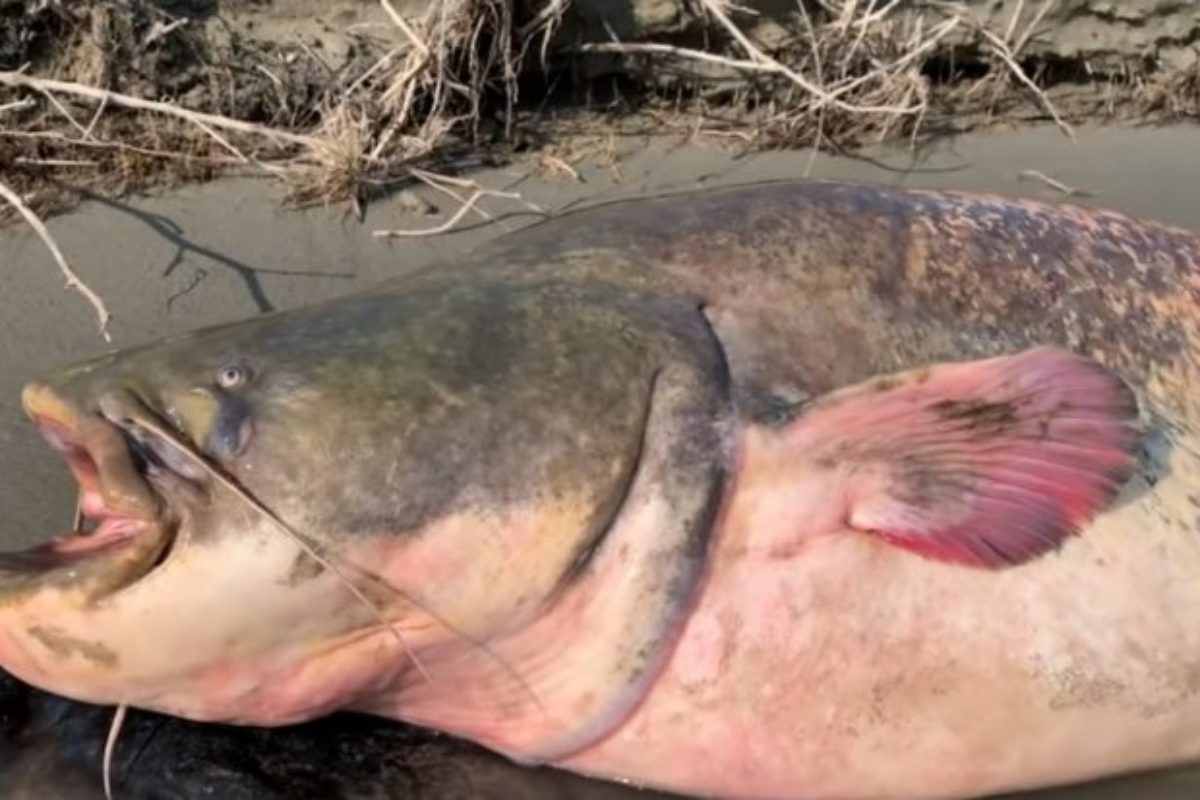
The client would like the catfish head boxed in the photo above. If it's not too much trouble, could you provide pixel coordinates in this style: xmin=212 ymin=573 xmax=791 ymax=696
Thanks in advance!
xmin=0 ymin=267 xmax=736 ymax=761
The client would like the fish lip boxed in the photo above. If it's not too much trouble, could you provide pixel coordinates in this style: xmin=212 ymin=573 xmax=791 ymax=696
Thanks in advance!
xmin=6 ymin=383 xmax=193 ymax=596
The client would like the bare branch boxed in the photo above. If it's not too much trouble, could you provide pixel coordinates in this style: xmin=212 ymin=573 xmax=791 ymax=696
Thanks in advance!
xmin=373 ymin=180 xmax=545 ymax=238
xmin=0 ymin=178 xmax=112 ymax=340
xmin=0 ymin=71 xmax=320 ymax=148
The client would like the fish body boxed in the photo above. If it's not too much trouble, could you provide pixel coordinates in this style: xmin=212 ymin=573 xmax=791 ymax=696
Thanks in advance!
xmin=2 ymin=180 xmax=1199 ymax=799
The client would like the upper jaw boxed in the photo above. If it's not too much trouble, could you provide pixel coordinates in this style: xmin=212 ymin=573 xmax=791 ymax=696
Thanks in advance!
xmin=22 ymin=382 xmax=161 ymax=522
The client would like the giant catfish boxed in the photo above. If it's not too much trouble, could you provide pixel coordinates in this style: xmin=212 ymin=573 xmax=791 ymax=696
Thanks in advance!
xmin=2 ymin=180 xmax=1199 ymax=800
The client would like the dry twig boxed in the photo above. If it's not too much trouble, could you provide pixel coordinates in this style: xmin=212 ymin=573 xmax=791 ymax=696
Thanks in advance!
xmin=1013 ymin=0 xmax=1056 ymax=57
xmin=0 ymin=177 xmax=111 ymax=340
xmin=0 ymin=98 xmax=36 ymax=115
xmin=0 ymin=71 xmax=319 ymax=148
xmin=0 ymin=128 xmax=244 ymax=164
xmin=796 ymin=0 xmax=826 ymax=176
xmin=978 ymin=27 xmax=1076 ymax=140
xmin=1018 ymin=168 xmax=1090 ymax=197
xmin=373 ymin=179 xmax=546 ymax=238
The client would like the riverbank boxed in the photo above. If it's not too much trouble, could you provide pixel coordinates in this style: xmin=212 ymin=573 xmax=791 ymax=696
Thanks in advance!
xmin=2 ymin=0 xmax=1197 ymax=227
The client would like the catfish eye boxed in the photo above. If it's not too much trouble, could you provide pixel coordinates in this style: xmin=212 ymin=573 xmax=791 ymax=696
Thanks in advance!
xmin=216 ymin=362 xmax=250 ymax=390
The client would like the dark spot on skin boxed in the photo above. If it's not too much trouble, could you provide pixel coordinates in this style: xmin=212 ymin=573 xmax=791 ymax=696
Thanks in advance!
xmin=283 ymin=552 xmax=327 ymax=587
xmin=676 ymin=454 xmax=731 ymax=570
xmin=1117 ymin=422 xmax=1175 ymax=501
xmin=928 ymin=398 xmax=1018 ymax=436
xmin=870 ymin=377 xmax=900 ymax=393
xmin=891 ymin=457 xmax=972 ymax=510
xmin=27 ymin=626 xmax=118 ymax=669
xmin=1047 ymin=666 xmax=1128 ymax=712
xmin=1044 ymin=272 xmax=1065 ymax=306
xmin=813 ymin=454 xmax=837 ymax=469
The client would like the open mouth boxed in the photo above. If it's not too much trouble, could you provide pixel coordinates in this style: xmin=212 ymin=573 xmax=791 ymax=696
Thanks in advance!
xmin=0 ymin=383 xmax=213 ymax=608
xmin=33 ymin=415 xmax=156 ymax=556
xmin=18 ymin=384 xmax=198 ymax=568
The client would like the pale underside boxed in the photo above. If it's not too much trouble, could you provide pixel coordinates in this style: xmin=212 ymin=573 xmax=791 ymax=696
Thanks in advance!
xmin=561 ymin=428 xmax=1200 ymax=800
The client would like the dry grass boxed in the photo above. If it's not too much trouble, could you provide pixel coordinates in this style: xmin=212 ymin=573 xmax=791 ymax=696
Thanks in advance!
xmin=1136 ymin=60 xmax=1200 ymax=119
xmin=2 ymin=0 xmax=1197 ymax=335
xmin=578 ymin=0 xmax=959 ymax=152
xmin=0 ymin=0 xmax=569 ymax=338
xmin=0 ymin=0 xmax=565 ymax=221
xmin=3 ymin=0 xmax=1193 ymax=222
xmin=570 ymin=0 xmax=1115 ymax=156
xmin=282 ymin=0 xmax=535 ymax=206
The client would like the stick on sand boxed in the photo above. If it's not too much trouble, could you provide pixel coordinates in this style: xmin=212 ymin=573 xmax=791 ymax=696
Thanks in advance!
xmin=0 ymin=178 xmax=112 ymax=341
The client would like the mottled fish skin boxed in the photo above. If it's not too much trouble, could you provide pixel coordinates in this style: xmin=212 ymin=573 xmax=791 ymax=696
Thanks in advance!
xmin=471 ymin=180 xmax=1200 ymax=426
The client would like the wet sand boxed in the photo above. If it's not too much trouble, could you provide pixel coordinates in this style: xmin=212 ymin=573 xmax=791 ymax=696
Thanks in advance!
xmin=2 ymin=121 xmax=1200 ymax=798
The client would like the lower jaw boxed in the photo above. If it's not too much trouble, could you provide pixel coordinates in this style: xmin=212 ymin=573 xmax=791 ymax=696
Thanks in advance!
xmin=1 ymin=618 xmax=418 ymax=728
xmin=0 ymin=537 xmax=406 ymax=728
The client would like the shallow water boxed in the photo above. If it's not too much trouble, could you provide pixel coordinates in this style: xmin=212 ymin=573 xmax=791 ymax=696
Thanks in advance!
xmin=2 ymin=122 xmax=1200 ymax=798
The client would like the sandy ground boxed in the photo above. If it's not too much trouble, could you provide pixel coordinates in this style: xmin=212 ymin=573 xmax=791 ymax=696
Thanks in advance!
xmin=3 ymin=121 xmax=1200 ymax=798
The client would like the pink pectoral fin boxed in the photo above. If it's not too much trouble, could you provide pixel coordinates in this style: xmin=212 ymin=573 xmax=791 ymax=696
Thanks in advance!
xmin=787 ymin=346 xmax=1141 ymax=568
